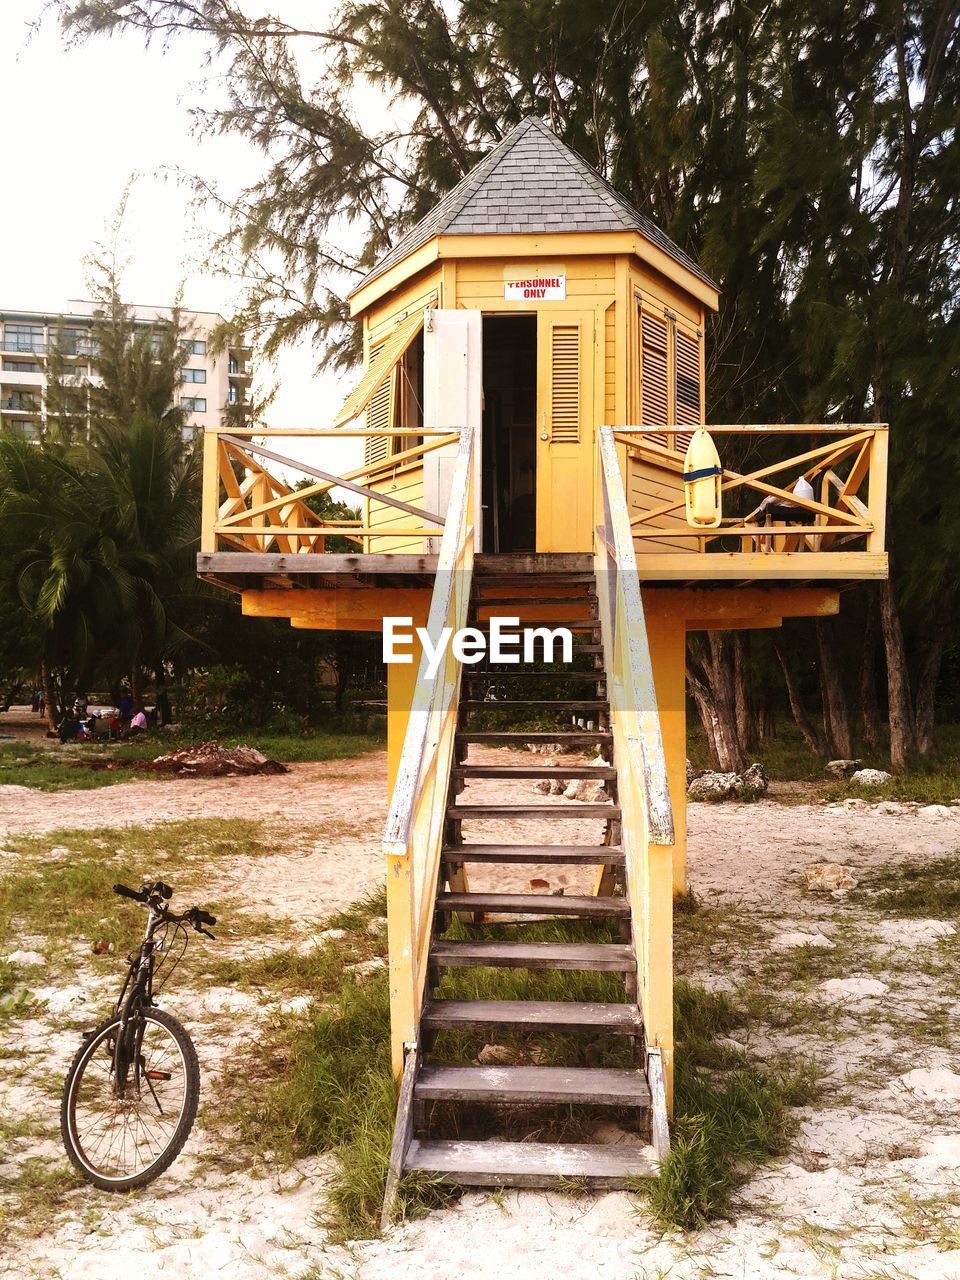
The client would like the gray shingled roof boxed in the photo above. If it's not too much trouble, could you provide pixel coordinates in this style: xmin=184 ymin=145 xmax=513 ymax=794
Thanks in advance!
xmin=354 ymin=116 xmax=717 ymax=293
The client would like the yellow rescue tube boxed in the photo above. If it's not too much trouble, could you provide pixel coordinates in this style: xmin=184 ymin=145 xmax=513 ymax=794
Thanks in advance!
xmin=683 ymin=427 xmax=723 ymax=528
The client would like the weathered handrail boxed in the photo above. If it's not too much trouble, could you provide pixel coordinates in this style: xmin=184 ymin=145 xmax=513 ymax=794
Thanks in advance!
xmin=596 ymin=426 xmax=674 ymax=844
xmin=382 ymin=423 xmax=475 ymax=1077
xmin=595 ymin=424 xmax=676 ymax=1110
xmin=201 ymin=427 xmax=460 ymax=554
xmin=615 ymin=424 xmax=888 ymax=557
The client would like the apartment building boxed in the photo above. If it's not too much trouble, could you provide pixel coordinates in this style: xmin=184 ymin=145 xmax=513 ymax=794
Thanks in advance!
xmin=0 ymin=300 xmax=251 ymax=440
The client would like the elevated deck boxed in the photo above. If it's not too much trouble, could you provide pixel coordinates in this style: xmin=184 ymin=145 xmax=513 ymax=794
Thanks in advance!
xmin=198 ymin=548 xmax=885 ymax=595
xmin=198 ymin=423 xmax=887 ymax=594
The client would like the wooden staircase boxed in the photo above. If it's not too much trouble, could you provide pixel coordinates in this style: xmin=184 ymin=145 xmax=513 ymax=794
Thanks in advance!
xmin=383 ymin=562 xmax=664 ymax=1211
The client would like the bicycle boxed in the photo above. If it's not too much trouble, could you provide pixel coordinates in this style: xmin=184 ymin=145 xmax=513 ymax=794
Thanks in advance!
xmin=60 ymin=879 xmax=218 ymax=1191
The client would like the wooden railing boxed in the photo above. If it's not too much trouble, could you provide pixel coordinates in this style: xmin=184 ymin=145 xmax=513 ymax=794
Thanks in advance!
xmin=200 ymin=427 xmax=460 ymax=555
xmin=595 ymin=424 xmax=675 ymax=1135
xmin=617 ymin=424 xmax=888 ymax=558
xmin=382 ymin=423 xmax=476 ymax=1077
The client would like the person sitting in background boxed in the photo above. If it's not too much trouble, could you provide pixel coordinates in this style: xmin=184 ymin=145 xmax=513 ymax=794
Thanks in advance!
xmin=123 ymin=704 xmax=148 ymax=739
xmin=118 ymin=690 xmax=133 ymax=726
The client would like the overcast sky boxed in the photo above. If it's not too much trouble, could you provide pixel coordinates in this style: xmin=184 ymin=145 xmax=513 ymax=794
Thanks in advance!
xmin=1 ymin=0 xmax=355 ymax=435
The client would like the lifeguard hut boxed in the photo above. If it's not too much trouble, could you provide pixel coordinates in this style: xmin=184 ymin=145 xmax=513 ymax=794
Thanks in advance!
xmin=199 ymin=117 xmax=888 ymax=1196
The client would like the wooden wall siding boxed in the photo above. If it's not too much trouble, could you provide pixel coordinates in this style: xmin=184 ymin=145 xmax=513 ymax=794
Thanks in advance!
xmin=628 ymin=453 xmax=696 ymax=554
xmin=366 ymin=464 xmax=428 ymax=552
xmin=604 ymin=303 xmax=616 ymax=424
xmin=453 ymin=256 xmax=616 ymax=310
xmin=550 ymin=325 xmax=581 ymax=442
xmin=365 ymin=278 xmax=441 ymax=348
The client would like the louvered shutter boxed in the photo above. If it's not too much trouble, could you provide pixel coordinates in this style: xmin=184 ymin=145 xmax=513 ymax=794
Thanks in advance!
xmin=674 ymin=328 xmax=702 ymax=452
xmin=640 ymin=310 xmax=669 ymax=437
xmin=363 ymin=360 xmax=394 ymax=466
xmin=550 ymin=325 xmax=580 ymax=443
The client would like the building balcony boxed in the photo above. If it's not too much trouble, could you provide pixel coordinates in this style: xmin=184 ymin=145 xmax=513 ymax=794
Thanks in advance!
xmin=2 ymin=393 xmax=42 ymax=414
xmin=1 ymin=338 xmax=46 ymax=355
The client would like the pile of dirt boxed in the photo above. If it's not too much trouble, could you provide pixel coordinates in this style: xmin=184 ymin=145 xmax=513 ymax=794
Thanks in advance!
xmin=143 ymin=742 xmax=288 ymax=777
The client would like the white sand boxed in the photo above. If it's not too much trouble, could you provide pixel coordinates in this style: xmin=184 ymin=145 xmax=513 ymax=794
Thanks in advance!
xmin=3 ymin=749 xmax=960 ymax=1278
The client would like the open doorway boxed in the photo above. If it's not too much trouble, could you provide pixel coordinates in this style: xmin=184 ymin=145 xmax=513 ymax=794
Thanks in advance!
xmin=482 ymin=315 xmax=537 ymax=551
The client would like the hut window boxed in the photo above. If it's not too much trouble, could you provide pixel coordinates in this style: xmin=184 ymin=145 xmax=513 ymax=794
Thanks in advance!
xmin=675 ymin=328 xmax=702 ymax=426
xmin=363 ymin=353 xmax=394 ymax=466
xmin=640 ymin=309 xmax=669 ymax=431
xmin=395 ymin=329 xmax=424 ymax=457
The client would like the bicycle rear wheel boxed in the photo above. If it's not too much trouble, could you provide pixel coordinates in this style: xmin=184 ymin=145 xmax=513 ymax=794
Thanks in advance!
xmin=61 ymin=1006 xmax=200 ymax=1191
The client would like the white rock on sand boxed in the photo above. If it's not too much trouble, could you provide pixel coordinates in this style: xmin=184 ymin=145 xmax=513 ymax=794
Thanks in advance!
xmin=772 ymin=931 xmax=835 ymax=950
xmin=918 ymin=804 xmax=953 ymax=819
xmin=874 ymin=918 xmax=955 ymax=947
xmin=818 ymin=977 xmax=888 ymax=1000
xmin=897 ymin=1068 xmax=960 ymax=1102
xmin=4 ymin=949 xmax=45 ymax=966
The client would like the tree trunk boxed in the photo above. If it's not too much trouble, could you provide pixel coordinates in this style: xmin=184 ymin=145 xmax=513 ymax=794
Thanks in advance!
xmin=859 ymin=592 xmax=883 ymax=751
xmin=734 ymin=632 xmax=758 ymax=753
xmin=914 ymin=610 xmax=950 ymax=758
xmin=40 ymin=659 xmax=59 ymax=731
xmin=879 ymin=576 xmax=918 ymax=772
xmin=154 ymin=663 xmax=172 ymax=726
xmin=686 ymin=657 xmax=724 ymax=769
xmin=772 ymin=636 xmax=825 ymax=756
xmin=815 ymin=618 xmax=852 ymax=758
xmin=687 ymin=634 xmax=746 ymax=772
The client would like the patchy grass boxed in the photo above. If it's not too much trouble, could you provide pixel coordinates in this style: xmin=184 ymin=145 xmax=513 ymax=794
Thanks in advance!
xmin=210 ymin=888 xmax=414 ymax=1239
xmin=645 ymin=981 xmax=818 ymax=1230
xmin=0 ymin=819 xmax=283 ymax=978
xmin=0 ymin=729 xmax=383 ymax=791
xmin=865 ymin=854 xmax=960 ymax=919
xmin=0 ymin=1159 xmax=85 ymax=1240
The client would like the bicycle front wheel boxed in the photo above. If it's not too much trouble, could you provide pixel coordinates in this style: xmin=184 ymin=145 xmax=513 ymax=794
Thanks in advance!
xmin=61 ymin=1007 xmax=200 ymax=1191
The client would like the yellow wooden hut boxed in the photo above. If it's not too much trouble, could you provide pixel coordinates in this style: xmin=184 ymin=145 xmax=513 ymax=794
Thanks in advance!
xmin=199 ymin=116 xmax=887 ymax=1198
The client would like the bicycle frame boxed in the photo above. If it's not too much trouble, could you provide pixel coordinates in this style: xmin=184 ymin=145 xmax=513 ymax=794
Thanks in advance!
xmin=112 ymin=906 xmax=165 ymax=1100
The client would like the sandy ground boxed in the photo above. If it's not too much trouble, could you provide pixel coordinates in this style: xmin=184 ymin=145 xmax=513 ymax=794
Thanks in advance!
xmin=2 ymin=748 xmax=960 ymax=1279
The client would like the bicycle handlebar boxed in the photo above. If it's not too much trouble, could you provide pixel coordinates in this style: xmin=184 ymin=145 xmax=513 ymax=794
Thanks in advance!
xmin=113 ymin=883 xmax=218 ymax=936
xmin=114 ymin=883 xmax=148 ymax=903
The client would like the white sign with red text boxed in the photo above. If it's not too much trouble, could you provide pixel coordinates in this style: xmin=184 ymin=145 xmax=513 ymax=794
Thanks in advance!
xmin=504 ymin=274 xmax=566 ymax=301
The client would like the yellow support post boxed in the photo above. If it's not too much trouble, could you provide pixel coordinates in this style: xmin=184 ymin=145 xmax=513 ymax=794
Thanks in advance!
xmin=200 ymin=429 xmax=220 ymax=554
xmin=644 ymin=610 xmax=689 ymax=897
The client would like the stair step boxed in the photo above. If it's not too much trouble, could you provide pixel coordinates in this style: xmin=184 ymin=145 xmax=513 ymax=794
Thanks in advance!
xmin=444 ymin=844 xmax=624 ymax=865
xmin=448 ymin=803 xmax=618 ymax=820
xmin=461 ymin=700 xmax=607 ymax=711
xmin=430 ymin=940 xmax=636 ymax=972
xmin=437 ymin=891 xmax=628 ymax=918
xmin=480 ymin=645 xmax=604 ymax=657
xmin=415 ymin=1065 xmax=650 ymax=1106
xmin=464 ymin=671 xmax=605 ymax=681
xmin=456 ymin=731 xmax=612 ymax=745
xmin=452 ymin=764 xmax=616 ymax=779
xmin=404 ymin=1138 xmax=654 ymax=1187
xmin=469 ymin=620 xmax=600 ymax=632
xmin=475 ymin=595 xmax=596 ymax=607
xmin=422 ymin=998 xmax=642 ymax=1032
